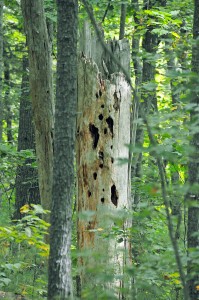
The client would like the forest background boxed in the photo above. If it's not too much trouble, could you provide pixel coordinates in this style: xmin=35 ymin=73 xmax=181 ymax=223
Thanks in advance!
xmin=0 ymin=0 xmax=199 ymax=299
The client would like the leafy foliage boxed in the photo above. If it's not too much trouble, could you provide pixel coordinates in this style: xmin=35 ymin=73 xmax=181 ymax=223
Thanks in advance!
xmin=0 ymin=205 xmax=49 ymax=298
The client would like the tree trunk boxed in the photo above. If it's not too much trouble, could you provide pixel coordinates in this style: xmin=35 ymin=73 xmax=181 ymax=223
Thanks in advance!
xmin=119 ymin=3 xmax=126 ymax=40
xmin=0 ymin=0 xmax=3 ymax=143
xmin=48 ymin=0 xmax=78 ymax=299
xmin=14 ymin=56 xmax=40 ymax=219
xmin=4 ymin=48 xmax=13 ymax=143
xmin=187 ymin=0 xmax=199 ymax=298
xmin=77 ymin=23 xmax=131 ymax=297
xmin=131 ymin=0 xmax=159 ymax=210
xmin=21 ymin=0 xmax=54 ymax=215
xmin=165 ymin=41 xmax=182 ymax=240
xmin=0 ymin=1 xmax=3 ymax=206
xmin=131 ymin=0 xmax=143 ymax=209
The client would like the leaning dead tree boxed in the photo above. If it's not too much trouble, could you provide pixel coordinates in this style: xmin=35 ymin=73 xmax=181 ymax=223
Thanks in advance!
xmin=76 ymin=23 xmax=132 ymax=297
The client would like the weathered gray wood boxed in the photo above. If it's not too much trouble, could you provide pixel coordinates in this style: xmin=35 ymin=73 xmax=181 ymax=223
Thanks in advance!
xmin=79 ymin=21 xmax=130 ymax=78
xmin=77 ymin=23 xmax=132 ymax=296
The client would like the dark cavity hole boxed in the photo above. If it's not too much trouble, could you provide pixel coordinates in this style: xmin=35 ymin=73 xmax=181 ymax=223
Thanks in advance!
xmin=111 ymin=184 xmax=118 ymax=207
xmin=98 ymin=151 xmax=104 ymax=161
xmin=111 ymin=157 xmax=114 ymax=163
xmin=104 ymin=128 xmax=107 ymax=134
xmin=99 ymin=164 xmax=103 ymax=168
xmin=93 ymin=172 xmax=97 ymax=180
xmin=99 ymin=90 xmax=102 ymax=97
xmin=102 ymin=188 xmax=105 ymax=192
xmin=89 ymin=124 xmax=99 ymax=149
xmin=96 ymin=92 xmax=99 ymax=99
xmin=88 ymin=191 xmax=92 ymax=197
xmin=106 ymin=116 xmax=114 ymax=136
xmin=110 ymin=145 xmax=113 ymax=149
xmin=101 ymin=104 xmax=104 ymax=108
xmin=98 ymin=114 xmax=103 ymax=121
xmin=101 ymin=198 xmax=105 ymax=203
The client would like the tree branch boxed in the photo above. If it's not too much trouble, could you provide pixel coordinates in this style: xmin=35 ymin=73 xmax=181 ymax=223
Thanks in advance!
xmin=144 ymin=116 xmax=189 ymax=300
xmin=101 ymin=0 xmax=112 ymax=23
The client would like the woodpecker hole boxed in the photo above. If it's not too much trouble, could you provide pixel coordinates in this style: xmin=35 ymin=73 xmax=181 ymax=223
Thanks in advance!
xmin=104 ymin=128 xmax=107 ymax=134
xmin=101 ymin=198 xmax=105 ymax=203
xmin=111 ymin=157 xmax=114 ymax=163
xmin=98 ymin=151 xmax=104 ymax=161
xmin=88 ymin=191 xmax=92 ymax=197
xmin=99 ymin=90 xmax=102 ymax=97
xmin=101 ymin=104 xmax=104 ymax=108
xmin=96 ymin=92 xmax=99 ymax=99
xmin=99 ymin=164 xmax=103 ymax=168
xmin=89 ymin=124 xmax=99 ymax=149
xmin=113 ymin=91 xmax=121 ymax=111
xmin=106 ymin=116 xmax=114 ymax=136
xmin=98 ymin=114 xmax=103 ymax=120
xmin=111 ymin=184 xmax=118 ymax=207
xmin=93 ymin=172 xmax=97 ymax=180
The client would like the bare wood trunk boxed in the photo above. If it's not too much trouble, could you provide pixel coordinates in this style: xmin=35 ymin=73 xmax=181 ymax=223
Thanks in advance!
xmin=77 ymin=23 xmax=132 ymax=297
xmin=21 ymin=0 xmax=54 ymax=215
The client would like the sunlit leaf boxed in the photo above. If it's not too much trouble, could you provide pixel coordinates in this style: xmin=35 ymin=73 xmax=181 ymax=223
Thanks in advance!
xmin=20 ymin=204 xmax=30 ymax=214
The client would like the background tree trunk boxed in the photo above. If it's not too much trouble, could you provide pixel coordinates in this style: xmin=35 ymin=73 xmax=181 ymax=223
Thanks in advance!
xmin=48 ymin=0 xmax=78 ymax=299
xmin=14 ymin=56 xmax=40 ymax=219
xmin=0 ymin=0 xmax=3 ymax=143
xmin=119 ymin=3 xmax=126 ymax=40
xmin=187 ymin=0 xmax=199 ymax=298
xmin=3 ymin=48 xmax=13 ymax=143
xmin=77 ymin=23 xmax=132 ymax=297
xmin=0 ymin=1 xmax=3 ymax=206
xmin=21 ymin=0 xmax=54 ymax=215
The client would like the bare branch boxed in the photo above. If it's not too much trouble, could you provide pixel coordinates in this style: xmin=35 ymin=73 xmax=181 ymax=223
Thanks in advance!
xmin=102 ymin=0 xmax=112 ymax=23
xmin=144 ymin=116 xmax=190 ymax=300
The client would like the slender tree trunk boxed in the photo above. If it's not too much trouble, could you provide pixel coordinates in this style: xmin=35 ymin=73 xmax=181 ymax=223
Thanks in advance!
xmin=131 ymin=0 xmax=159 ymax=210
xmin=21 ymin=0 xmax=54 ymax=215
xmin=119 ymin=3 xmax=126 ymax=40
xmin=0 ymin=0 xmax=3 ymax=143
xmin=48 ymin=0 xmax=78 ymax=299
xmin=0 ymin=1 xmax=3 ymax=206
xmin=165 ymin=41 xmax=182 ymax=240
xmin=14 ymin=56 xmax=40 ymax=219
xmin=131 ymin=0 xmax=143 ymax=208
xmin=4 ymin=48 xmax=13 ymax=143
xmin=187 ymin=0 xmax=199 ymax=298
